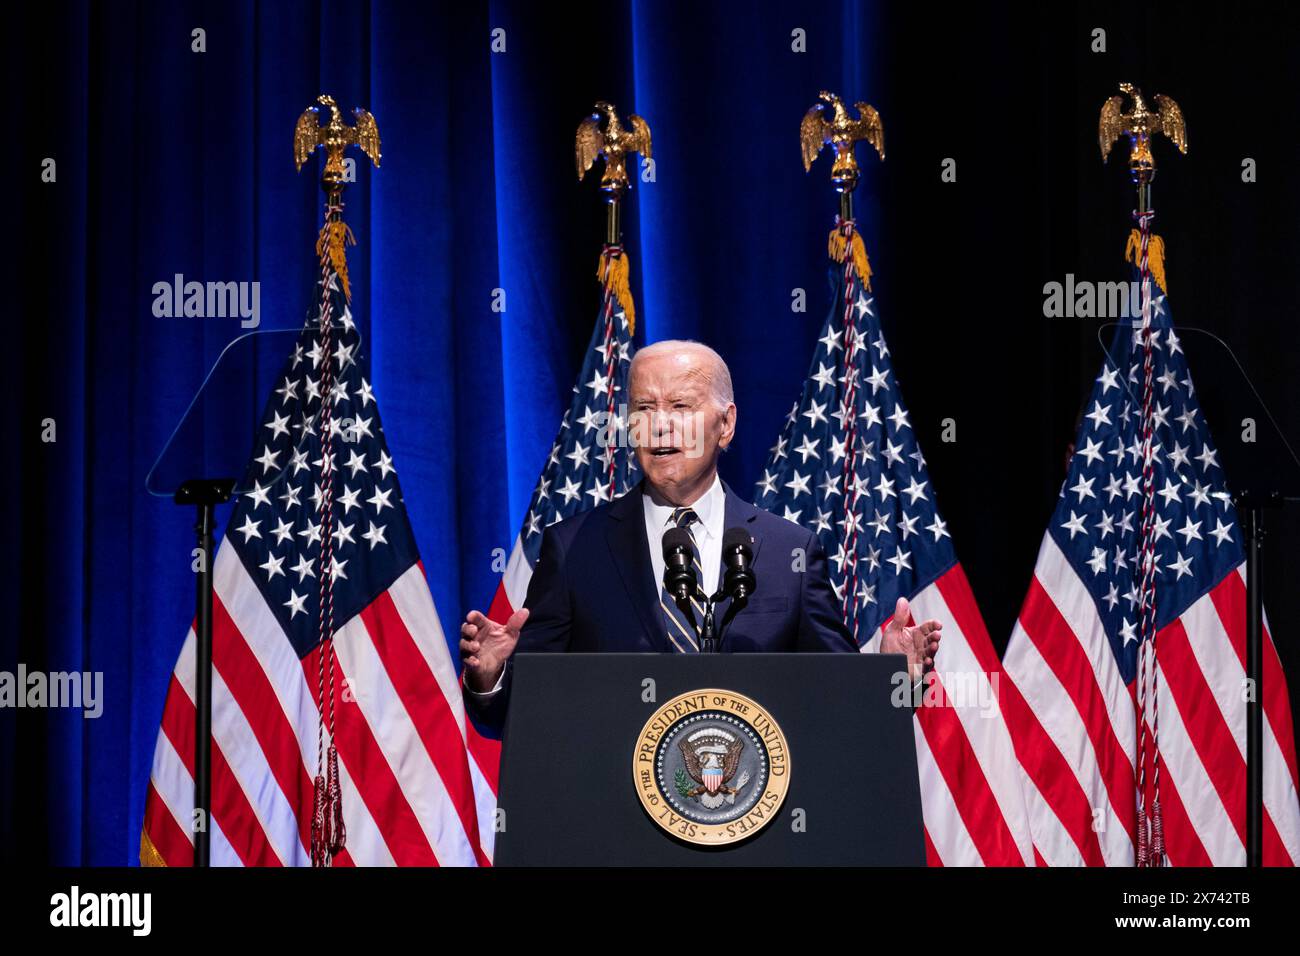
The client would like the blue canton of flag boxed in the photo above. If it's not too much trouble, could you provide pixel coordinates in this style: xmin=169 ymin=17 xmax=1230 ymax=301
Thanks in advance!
xmin=754 ymin=239 xmax=957 ymax=643
xmin=229 ymin=269 xmax=419 ymax=659
xmin=1049 ymin=280 xmax=1242 ymax=685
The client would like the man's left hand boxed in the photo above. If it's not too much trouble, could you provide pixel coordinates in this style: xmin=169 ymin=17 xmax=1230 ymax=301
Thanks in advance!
xmin=880 ymin=596 xmax=942 ymax=682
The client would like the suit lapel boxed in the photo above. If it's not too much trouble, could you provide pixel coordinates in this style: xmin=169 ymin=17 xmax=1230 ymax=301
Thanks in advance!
xmin=721 ymin=481 xmax=763 ymax=563
xmin=606 ymin=482 xmax=671 ymax=651
xmin=715 ymin=482 xmax=762 ymax=648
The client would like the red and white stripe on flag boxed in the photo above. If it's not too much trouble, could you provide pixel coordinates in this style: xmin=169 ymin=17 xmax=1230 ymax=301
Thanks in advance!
xmin=1004 ymin=536 xmax=1300 ymax=865
xmin=861 ymin=565 xmax=1037 ymax=866
xmin=141 ymin=545 xmax=496 ymax=866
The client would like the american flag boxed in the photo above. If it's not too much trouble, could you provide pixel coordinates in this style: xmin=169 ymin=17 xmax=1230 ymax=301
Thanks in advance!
xmin=141 ymin=257 xmax=493 ymax=866
xmin=1003 ymin=231 xmax=1300 ymax=865
xmin=755 ymin=218 xmax=1035 ymax=865
xmin=471 ymin=246 xmax=639 ymax=792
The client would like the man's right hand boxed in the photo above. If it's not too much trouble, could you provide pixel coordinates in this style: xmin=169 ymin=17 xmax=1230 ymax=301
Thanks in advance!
xmin=460 ymin=608 xmax=529 ymax=693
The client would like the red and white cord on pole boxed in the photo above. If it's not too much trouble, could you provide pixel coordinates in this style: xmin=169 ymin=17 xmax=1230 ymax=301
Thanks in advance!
xmin=1133 ymin=206 xmax=1165 ymax=867
xmin=310 ymin=198 xmax=346 ymax=868
xmin=833 ymin=217 xmax=865 ymax=638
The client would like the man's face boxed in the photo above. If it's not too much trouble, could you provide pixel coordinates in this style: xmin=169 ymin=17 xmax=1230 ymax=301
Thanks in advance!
xmin=627 ymin=349 xmax=736 ymax=504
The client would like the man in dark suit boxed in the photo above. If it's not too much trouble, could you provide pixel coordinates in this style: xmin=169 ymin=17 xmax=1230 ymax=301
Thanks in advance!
xmin=460 ymin=340 xmax=941 ymax=721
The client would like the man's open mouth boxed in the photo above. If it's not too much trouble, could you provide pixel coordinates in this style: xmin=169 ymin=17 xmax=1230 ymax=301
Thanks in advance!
xmin=650 ymin=447 xmax=681 ymax=458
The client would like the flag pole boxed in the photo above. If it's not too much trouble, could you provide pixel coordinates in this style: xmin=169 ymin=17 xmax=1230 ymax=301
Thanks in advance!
xmin=575 ymin=99 xmax=647 ymax=248
xmin=801 ymin=91 xmax=884 ymax=302
xmin=576 ymin=100 xmax=649 ymax=340
xmin=799 ymin=90 xmax=884 ymax=228
xmin=799 ymin=92 xmax=884 ymax=639
xmin=1100 ymin=82 xmax=1189 ymax=867
xmin=606 ymin=187 xmax=621 ymax=246
xmin=577 ymin=100 xmax=650 ymax=503
xmin=293 ymin=94 xmax=380 ymax=866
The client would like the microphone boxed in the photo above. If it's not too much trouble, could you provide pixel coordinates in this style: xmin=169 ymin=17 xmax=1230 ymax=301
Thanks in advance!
xmin=721 ymin=527 xmax=756 ymax=601
xmin=661 ymin=527 xmax=698 ymax=607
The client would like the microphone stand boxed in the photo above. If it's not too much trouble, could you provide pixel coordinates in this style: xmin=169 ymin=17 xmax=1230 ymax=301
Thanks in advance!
xmin=672 ymin=588 xmax=725 ymax=653
xmin=698 ymin=597 xmax=718 ymax=654
xmin=174 ymin=477 xmax=236 ymax=867
xmin=667 ymin=543 xmax=754 ymax=653
xmin=696 ymin=587 xmax=749 ymax=653
xmin=673 ymin=588 xmax=720 ymax=653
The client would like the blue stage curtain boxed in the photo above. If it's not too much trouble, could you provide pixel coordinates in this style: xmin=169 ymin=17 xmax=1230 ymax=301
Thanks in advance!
xmin=4 ymin=0 xmax=1299 ymax=865
xmin=0 ymin=0 xmax=885 ymax=866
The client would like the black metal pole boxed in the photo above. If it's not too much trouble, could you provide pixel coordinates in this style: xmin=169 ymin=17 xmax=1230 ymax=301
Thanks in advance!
xmin=175 ymin=477 xmax=235 ymax=867
xmin=193 ymin=499 xmax=215 ymax=867
xmin=839 ymin=190 xmax=853 ymax=222
xmin=1242 ymin=494 xmax=1266 ymax=867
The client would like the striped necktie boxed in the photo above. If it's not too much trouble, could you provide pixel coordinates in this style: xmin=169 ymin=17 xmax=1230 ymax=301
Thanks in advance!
xmin=660 ymin=507 xmax=705 ymax=653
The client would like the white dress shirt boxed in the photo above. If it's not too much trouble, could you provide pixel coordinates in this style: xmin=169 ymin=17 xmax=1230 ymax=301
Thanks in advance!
xmin=469 ymin=475 xmax=727 ymax=697
xmin=644 ymin=473 xmax=726 ymax=599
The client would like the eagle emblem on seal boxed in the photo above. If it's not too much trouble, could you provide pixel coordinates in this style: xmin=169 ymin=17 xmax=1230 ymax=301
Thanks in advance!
xmin=676 ymin=728 xmax=752 ymax=810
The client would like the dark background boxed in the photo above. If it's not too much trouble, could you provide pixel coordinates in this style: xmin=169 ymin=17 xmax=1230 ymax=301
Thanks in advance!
xmin=2 ymin=0 xmax=1297 ymax=865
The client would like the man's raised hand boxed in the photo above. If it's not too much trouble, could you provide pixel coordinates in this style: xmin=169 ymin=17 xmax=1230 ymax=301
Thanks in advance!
xmin=880 ymin=596 xmax=942 ymax=682
xmin=460 ymin=608 xmax=529 ymax=692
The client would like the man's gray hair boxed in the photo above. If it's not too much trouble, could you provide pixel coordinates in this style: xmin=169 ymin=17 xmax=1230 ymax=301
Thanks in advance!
xmin=629 ymin=339 xmax=734 ymax=410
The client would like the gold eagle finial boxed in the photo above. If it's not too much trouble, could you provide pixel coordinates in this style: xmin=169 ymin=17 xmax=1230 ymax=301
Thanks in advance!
xmin=575 ymin=101 xmax=652 ymax=200
xmin=294 ymin=94 xmax=381 ymax=188
xmin=1099 ymin=82 xmax=1186 ymax=181
xmin=800 ymin=91 xmax=884 ymax=193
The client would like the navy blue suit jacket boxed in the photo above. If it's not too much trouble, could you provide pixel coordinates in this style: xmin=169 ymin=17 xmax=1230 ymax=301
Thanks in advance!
xmin=467 ymin=479 xmax=856 ymax=727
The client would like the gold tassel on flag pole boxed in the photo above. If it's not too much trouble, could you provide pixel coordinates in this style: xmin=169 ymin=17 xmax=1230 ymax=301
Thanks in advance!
xmin=317 ymin=219 xmax=358 ymax=301
xmin=596 ymin=248 xmax=636 ymax=334
xmin=827 ymin=227 xmax=873 ymax=292
xmin=1125 ymin=229 xmax=1167 ymax=294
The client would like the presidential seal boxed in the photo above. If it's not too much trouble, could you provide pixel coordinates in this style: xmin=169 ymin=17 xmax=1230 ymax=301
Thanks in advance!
xmin=633 ymin=689 xmax=790 ymax=846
